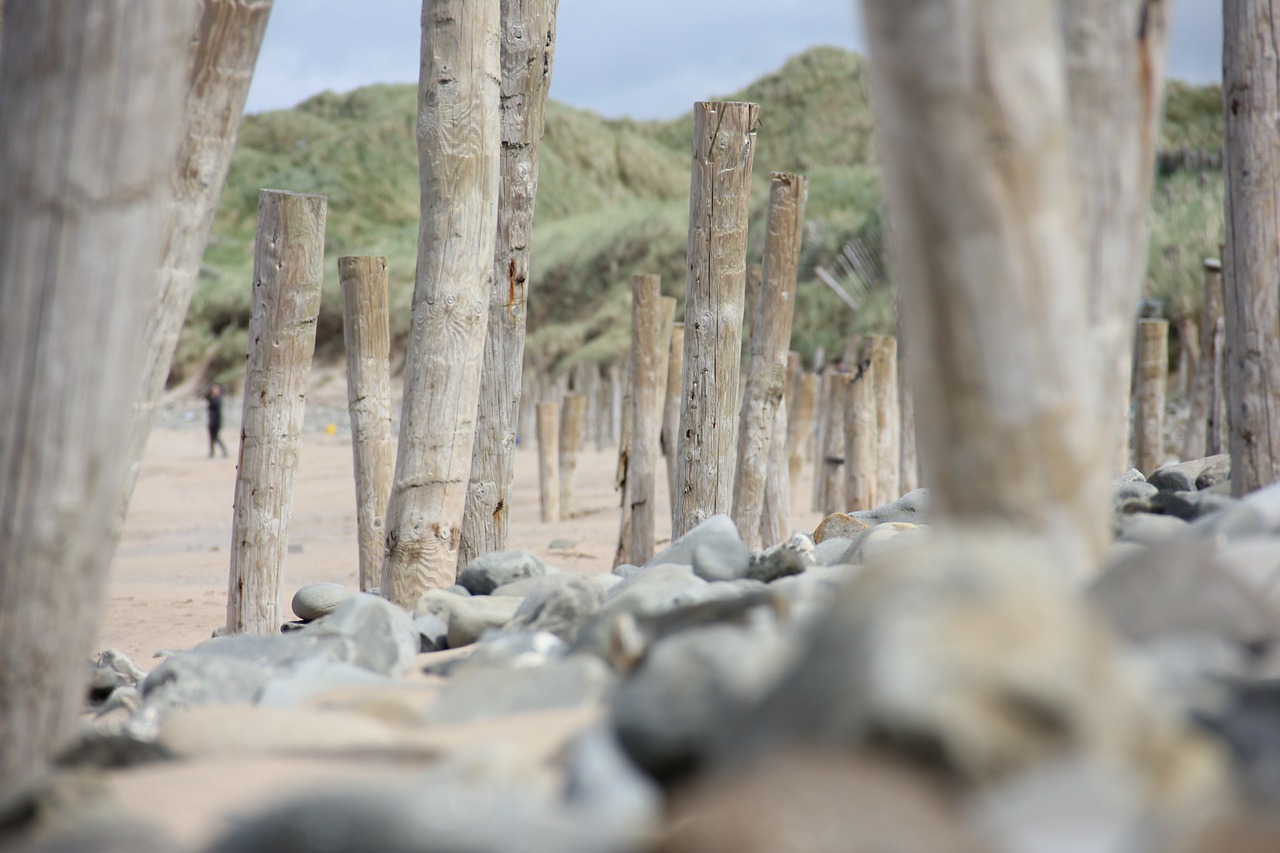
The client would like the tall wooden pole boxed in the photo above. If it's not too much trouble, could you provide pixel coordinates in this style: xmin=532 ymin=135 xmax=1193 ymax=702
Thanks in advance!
xmin=1182 ymin=259 xmax=1223 ymax=460
xmin=673 ymin=101 xmax=760 ymax=537
xmin=814 ymin=370 xmax=848 ymax=515
xmin=1133 ymin=318 xmax=1168 ymax=475
xmin=845 ymin=364 xmax=878 ymax=512
xmin=340 ymin=256 xmax=394 ymax=593
xmin=661 ymin=322 xmax=685 ymax=509
xmin=115 ymin=0 xmax=274 ymax=527
xmin=862 ymin=0 xmax=1108 ymax=577
xmin=628 ymin=278 xmax=674 ymax=564
xmin=1061 ymin=0 xmax=1171 ymax=478
xmin=558 ymin=392 xmax=587 ymax=516
xmin=0 ymin=0 xmax=196 ymax=784
xmin=536 ymin=401 xmax=560 ymax=523
xmin=382 ymin=0 xmax=501 ymax=606
xmin=1224 ymin=0 xmax=1280 ymax=495
xmin=732 ymin=173 xmax=808 ymax=548
xmin=227 ymin=191 xmax=327 ymax=635
xmin=459 ymin=0 xmax=559 ymax=567
xmin=868 ymin=335 xmax=900 ymax=502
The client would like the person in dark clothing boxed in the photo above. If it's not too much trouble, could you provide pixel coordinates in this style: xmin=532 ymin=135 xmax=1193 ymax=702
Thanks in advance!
xmin=205 ymin=384 xmax=228 ymax=458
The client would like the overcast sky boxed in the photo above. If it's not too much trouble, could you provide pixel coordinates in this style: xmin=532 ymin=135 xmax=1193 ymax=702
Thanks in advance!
xmin=245 ymin=0 xmax=1224 ymax=119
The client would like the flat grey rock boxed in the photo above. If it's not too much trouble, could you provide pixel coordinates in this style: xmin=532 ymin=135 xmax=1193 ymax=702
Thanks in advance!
xmin=446 ymin=595 xmax=523 ymax=649
xmin=301 ymin=593 xmax=419 ymax=677
xmin=646 ymin=515 xmax=748 ymax=582
xmin=504 ymin=574 xmax=605 ymax=643
xmin=1148 ymin=454 xmax=1230 ymax=492
xmin=291 ymin=582 xmax=350 ymax=622
xmin=458 ymin=550 xmax=547 ymax=595
xmin=426 ymin=656 xmax=613 ymax=725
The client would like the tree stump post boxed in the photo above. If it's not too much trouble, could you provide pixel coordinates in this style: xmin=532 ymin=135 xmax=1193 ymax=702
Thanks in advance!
xmin=732 ymin=172 xmax=807 ymax=547
xmin=628 ymin=278 xmax=674 ymax=564
xmin=1134 ymin=318 xmax=1169 ymax=475
xmin=673 ymin=100 xmax=760 ymax=537
xmin=382 ymin=0 xmax=501 ymax=606
xmin=340 ymin=256 xmax=394 ymax=593
xmin=558 ymin=392 xmax=587 ymax=517
xmin=227 ymin=190 xmax=328 ymax=634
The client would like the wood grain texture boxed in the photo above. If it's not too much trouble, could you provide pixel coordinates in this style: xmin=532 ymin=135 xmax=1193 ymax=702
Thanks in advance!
xmin=673 ymin=101 xmax=760 ymax=537
xmin=116 ymin=0 xmax=273 ymax=528
xmin=814 ymin=370 xmax=848 ymax=515
xmin=227 ymin=190 xmax=327 ymax=634
xmin=558 ymin=392 xmax=587 ymax=515
xmin=732 ymin=173 xmax=807 ymax=548
xmin=535 ymin=401 xmax=560 ymax=523
xmin=788 ymin=371 xmax=819 ymax=493
xmin=868 ymin=335 xmax=900 ymax=502
xmin=1134 ymin=318 xmax=1168 ymax=475
xmin=662 ymin=322 xmax=686 ymax=510
xmin=0 ymin=1 xmax=196 ymax=781
xmin=844 ymin=364 xmax=877 ymax=512
xmin=1224 ymin=0 xmax=1280 ymax=494
xmin=382 ymin=0 xmax=501 ymax=605
xmin=459 ymin=0 xmax=559 ymax=567
xmin=1182 ymin=260 xmax=1222 ymax=459
xmin=340 ymin=256 xmax=394 ymax=592
xmin=1062 ymin=0 xmax=1171 ymax=475
xmin=862 ymin=0 xmax=1108 ymax=576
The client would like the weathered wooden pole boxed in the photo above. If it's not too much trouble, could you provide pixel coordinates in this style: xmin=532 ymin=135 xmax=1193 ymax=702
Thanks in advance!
xmin=227 ymin=190 xmax=327 ymax=635
xmin=673 ymin=100 xmax=760 ymax=537
xmin=760 ymin=397 xmax=792 ymax=547
xmin=340 ymin=256 xmax=394 ymax=593
xmin=382 ymin=0 xmax=501 ymax=606
xmin=116 ymin=0 xmax=274 ymax=528
xmin=558 ymin=392 xmax=587 ymax=516
xmin=459 ymin=0 xmax=559 ymax=567
xmin=1061 ymin=0 xmax=1171 ymax=477
xmin=732 ymin=172 xmax=808 ymax=547
xmin=628 ymin=278 xmax=675 ymax=564
xmin=868 ymin=334 xmax=900 ymax=502
xmin=1182 ymin=260 xmax=1222 ymax=459
xmin=844 ymin=362 xmax=878 ymax=512
xmin=1134 ymin=318 xmax=1169 ymax=475
xmin=862 ymin=0 xmax=1109 ymax=577
xmin=661 ymin=322 xmax=686 ymax=508
xmin=0 ymin=0 xmax=195 ymax=784
xmin=814 ymin=370 xmax=848 ymax=514
xmin=613 ymin=355 xmax=635 ymax=567
xmin=899 ymin=353 xmax=920 ymax=492
xmin=1224 ymin=0 xmax=1280 ymax=495
xmin=788 ymin=371 xmax=819 ymax=490
xmin=535 ymin=400 xmax=560 ymax=523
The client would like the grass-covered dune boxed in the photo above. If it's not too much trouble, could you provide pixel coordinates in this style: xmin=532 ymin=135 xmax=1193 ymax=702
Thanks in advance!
xmin=182 ymin=46 xmax=1224 ymax=389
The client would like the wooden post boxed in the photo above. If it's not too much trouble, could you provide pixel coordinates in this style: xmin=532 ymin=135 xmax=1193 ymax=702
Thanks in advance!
xmin=1209 ymin=269 xmax=1228 ymax=456
xmin=558 ymin=392 xmax=587 ymax=517
xmin=1224 ymin=0 xmax=1280 ymax=496
xmin=340 ymin=256 xmax=394 ymax=593
xmin=673 ymin=100 xmax=760 ymax=537
xmin=227 ymin=190 xmax=327 ymax=635
xmin=536 ymin=401 xmax=560 ymax=523
xmin=845 ymin=362 xmax=878 ymax=511
xmin=628 ymin=278 xmax=674 ymax=564
xmin=788 ymin=371 xmax=819 ymax=492
xmin=862 ymin=0 xmax=1109 ymax=577
xmin=613 ymin=355 xmax=635 ymax=567
xmin=732 ymin=172 xmax=808 ymax=548
xmin=661 ymin=322 xmax=686 ymax=509
xmin=115 ymin=0 xmax=273 ymax=527
xmin=0 ymin=0 xmax=196 ymax=783
xmin=868 ymin=334 xmax=900 ymax=502
xmin=1062 ymin=0 xmax=1172 ymax=480
xmin=743 ymin=263 xmax=763 ymax=349
xmin=760 ymin=397 xmax=792 ymax=547
xmin=814 ymin=371 xmax=848 ymax=514
xmin=1182 ymin=261 xmax=1222 ymax=460
xmin=458 ymin=0 xmax=558 ymax=568
xmin=1134 ymin=318 xmax=1169 ymax=475
xmin=382 ymin=0 xmax=501 ymax=606
xmin=899 ymin=352 xmax=920 ymax=492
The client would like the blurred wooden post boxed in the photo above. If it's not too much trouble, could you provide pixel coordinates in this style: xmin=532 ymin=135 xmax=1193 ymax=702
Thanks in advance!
xmin=0 ymin=0 xmax=196 ymax=782
xmin=761 ymin=353 xmax=802 ymax=545
xmin=613 ymin=355 xmax=635 ymax=566
xmin=813 ymin=371 xmax=848 ymax=514
xmin=628 ymin=278 xmax=674 ymax=564
xmin=869 ymin=334 xmax=900 ymax=501
xmin=862 ymin=0 xmax=1109 ymax=577
xmin=1208 ymin=261 xmax=1228 ymax=456
xmin=743 ymin=263 xmax=763 ymax=348
xmin=228 ymin=190 xmax=327 ymax=634
xmin=116 ymin=0 xmax=274 ymax=526
xmin=732 ymin=172 xmax=807 ymax=547
xmin=661 ymin=322 xmax=685 ymax=508
xmin=788 ymin=371 xmax=819 ymax=490
xmin=459 ymin=0 xmax=558 ymax=567
xmin=899 ymin=355 xmax=920 ymax=492
xmin=536 ymin=401 xmax=560 ymax=523
xmin=845 ymin=363 xmax=877 ymax=511
xmin=1182 ymin=262 xmax=1222 ymax=459
xmin=1134 ymin=318 xmax=1169 ymax=474
xmin=558 ymin=392 xmax=587 ymax=516
xmin=382 ymin=0 xmax=501 ymax=606
xmin=674 ymin=100 xmax=760 ymax=537
xmin=340 ymin=256 xmax=394 ymax=593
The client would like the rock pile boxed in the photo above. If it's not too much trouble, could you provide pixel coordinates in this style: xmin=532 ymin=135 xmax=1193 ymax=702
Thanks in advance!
xmin=7 ymin=454 xmax=1280 ymax=851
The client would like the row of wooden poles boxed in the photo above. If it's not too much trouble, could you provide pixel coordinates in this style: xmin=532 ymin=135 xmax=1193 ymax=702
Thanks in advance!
xmin=223 ymin=129 xmax=1221 ymax=634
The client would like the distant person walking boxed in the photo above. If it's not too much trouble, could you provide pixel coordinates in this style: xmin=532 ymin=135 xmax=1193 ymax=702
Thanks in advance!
xmin=205 ymin=384 xmax=228 ymax=458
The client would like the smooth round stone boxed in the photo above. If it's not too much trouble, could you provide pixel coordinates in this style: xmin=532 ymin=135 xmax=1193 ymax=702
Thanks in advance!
xmin=291 ymin=582 xmax=350 ymax=622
